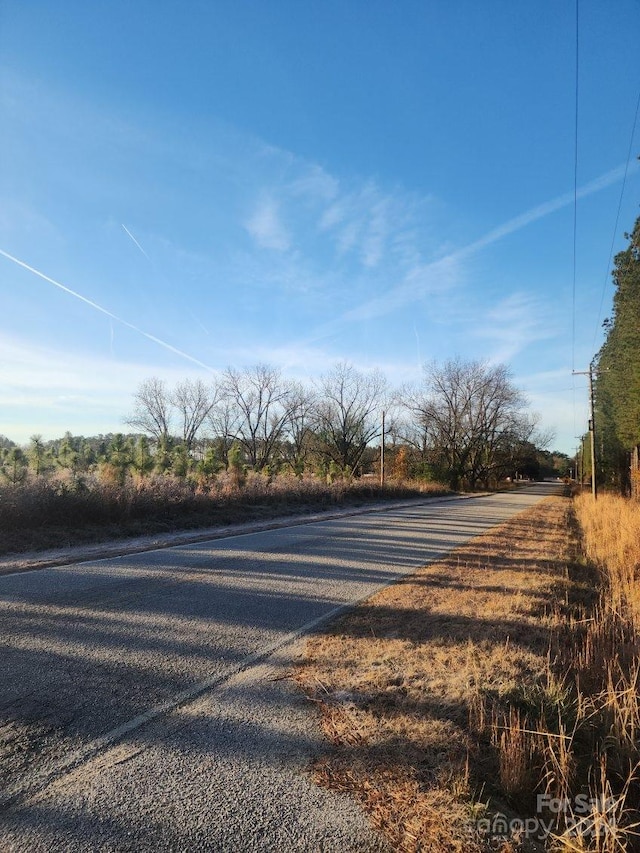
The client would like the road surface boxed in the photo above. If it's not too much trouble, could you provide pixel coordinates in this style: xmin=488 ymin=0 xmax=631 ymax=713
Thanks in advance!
xmin=0 ymin=484 xmax=558 ymax=851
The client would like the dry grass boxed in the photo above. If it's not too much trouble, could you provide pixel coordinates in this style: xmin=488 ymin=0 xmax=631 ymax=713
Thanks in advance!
xmin=0 ymin=472 xmax=448 ymax=555
xmin=574 ymin=494 xmax=640 ymax=627
xmin=296 ymin=497 xmax=571 ymax=852
xmin=295 ymin=494 xmax=640 ymax=852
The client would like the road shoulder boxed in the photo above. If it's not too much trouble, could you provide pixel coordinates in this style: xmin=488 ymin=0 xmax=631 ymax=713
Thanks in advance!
xmin=295 ymin=495 xmax=569 ymax=852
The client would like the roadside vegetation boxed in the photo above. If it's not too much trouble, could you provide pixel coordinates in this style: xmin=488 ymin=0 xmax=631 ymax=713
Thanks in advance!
xmin=581 ymin=215 xmax=640 ymax=496
xmin=0 ymin=359 xmax=568 ymax=556
xmin=0 ymin=472 xmax=446 ymax=556
xmin=296 ymin=490 xmax=640 ymax=852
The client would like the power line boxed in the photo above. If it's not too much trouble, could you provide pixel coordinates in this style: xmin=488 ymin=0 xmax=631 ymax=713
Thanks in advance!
xmin=570 ymin=0 xmax=580 ymax=442
xmin=571 ymin=0 xmax=579 ymax=374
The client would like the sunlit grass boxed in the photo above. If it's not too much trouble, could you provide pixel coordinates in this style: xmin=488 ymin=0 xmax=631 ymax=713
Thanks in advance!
xmin=575 ymin=493 xmax=640 ymax=627
xmin=296 ymin=493 xmax=640 ymax=852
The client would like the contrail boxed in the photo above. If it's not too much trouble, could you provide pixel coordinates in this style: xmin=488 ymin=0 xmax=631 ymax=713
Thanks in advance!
xmin=458 ymin=162 xmax=633 ymax=259
xmin=300 ymin=160 xmax=638 ymax=343
xmin=413 ymin=323 xmax=422 ymax=368
xmin=189 ymin=311 xmax=210 ymax=336
xmin=0 ymin=248 xmax=215 ymax=372
xmin=121 ymin=224 xmax=151 ymax=260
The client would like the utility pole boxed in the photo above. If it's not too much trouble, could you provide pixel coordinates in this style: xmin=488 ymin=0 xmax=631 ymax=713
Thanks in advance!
xmin=575 ymin=440 xmax=583 ymax=487
xmin=380 ymin=410 xmax=385 ymax=486
xmin=573 ymin=360 xmax=597 ymax=499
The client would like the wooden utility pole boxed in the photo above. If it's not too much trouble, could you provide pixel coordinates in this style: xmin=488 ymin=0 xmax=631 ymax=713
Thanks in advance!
xmin=578 ymin=441 xmax=583 ymax=487
xmin=573 ymin=361 xmax=597 ymax=499
xmin=632 ymin=446 xmax=640 ymax=500
xmin=588 ymin=364 xmax=597 ymax=499
xmin=380 ymin=410 xmax=385 ymax=486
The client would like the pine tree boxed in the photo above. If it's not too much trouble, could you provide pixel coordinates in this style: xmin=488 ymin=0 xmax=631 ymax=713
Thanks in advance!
xmin=596 ymin=215 xmax=640 ymax=492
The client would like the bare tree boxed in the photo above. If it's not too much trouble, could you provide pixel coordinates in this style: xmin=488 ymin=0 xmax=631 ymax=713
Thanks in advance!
xmin=125 ymin=378 xmax=173 ymax=443
xmin=220 ymin=364 xmax=294 ymax=471
xmin=401 ymin=358 xmax=530 ymax=489
xmin=313 ymin=362 xmax=387 ymax=473
xmin=172 ymin=378 xmax=218 ymax=451
xmin=206 ymin=397 xmax=240 ymax=468
xmin=281 ymin=382 xmax=317 ymax=474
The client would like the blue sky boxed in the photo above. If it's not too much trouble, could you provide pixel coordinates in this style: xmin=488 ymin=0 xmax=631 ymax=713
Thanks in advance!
xmin=1 ymin=1 xmax=639 ymax=454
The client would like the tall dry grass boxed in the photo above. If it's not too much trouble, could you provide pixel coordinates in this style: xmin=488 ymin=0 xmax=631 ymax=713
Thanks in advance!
xmin=297 ymin=497 xmax=574 ymax=852
xmin=480 ymin=493 xmax=640 ymax=851
xmin=575 ymin=493 xmax=640 ymax=626
xmin=297 ymin=493 xmax=640 ymax=852
xmin=0 ymin=471 xmax=447 ymax=555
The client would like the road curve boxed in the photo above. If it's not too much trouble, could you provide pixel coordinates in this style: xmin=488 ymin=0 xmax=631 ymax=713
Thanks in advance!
xmin=0 ymin=484 xmax=558 ymax=851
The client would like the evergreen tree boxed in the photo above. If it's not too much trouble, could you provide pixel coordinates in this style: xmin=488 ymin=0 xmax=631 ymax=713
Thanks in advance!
xmin=56 ymin=432 xmax=79 ymax=472
xmin=105 ymin=433 xmax=133 ymax=485
xmin=28 ymin=434 xmax=47 ymax=476
xmin=132 ymin=436 xmax=154 ymax=479
xmin=595 ymin=215 xmax=640 ymax=492
xmin=1 ymin=447 xmax=28 ymax=484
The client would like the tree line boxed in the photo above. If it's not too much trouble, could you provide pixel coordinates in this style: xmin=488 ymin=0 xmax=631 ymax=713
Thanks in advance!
xmin=593 ymin=214 xmax=640 ymax=496
xmin=120 ymin=358 xmax=555 ymax=488
xmin=2 ymin=359 xmax=563 ymax=490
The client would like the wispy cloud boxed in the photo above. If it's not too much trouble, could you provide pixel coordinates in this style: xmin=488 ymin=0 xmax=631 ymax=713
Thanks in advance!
xmin=361 ymin=198 xmax=389 ymax=268
xmin=0 ymin=197 xmax=61 ymax=246
xmin=312 ymin=161 xmax=637 ymax=340
xmin=514 ymin=368 xmax=591 ymax=452
xmin=287 ymin=164 xmax=339 ymax=203
xmin=220 ymin=338 xmax=423 ymax=388
xmin=244 ymin=197 xmax=291 ymax=251
xmin=474 ymin=292 xmax=556 ymax=364
xmin=342 ymin=253 xmax=462 ymax=325
xmin=0 ymin=334 xmax=212 ymax=442
xmin=235 ymin=163 xmax=442 ymax=337
xmin=315 ymin=181 xmax=414 ymax=269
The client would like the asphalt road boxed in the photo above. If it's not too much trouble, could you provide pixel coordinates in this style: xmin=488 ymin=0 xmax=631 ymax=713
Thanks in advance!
xmin=0 ymin=484 xmax=558 ymax=852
